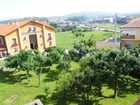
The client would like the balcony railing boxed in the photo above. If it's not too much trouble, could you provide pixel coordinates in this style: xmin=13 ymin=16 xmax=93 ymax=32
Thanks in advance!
xmin=121 ymin=35 xmax=135 ymax=39
xmin=0 ymin=44 xmax=6 ymax=48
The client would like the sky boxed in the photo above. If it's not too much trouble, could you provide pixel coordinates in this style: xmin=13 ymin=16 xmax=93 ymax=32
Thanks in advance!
xmin=0 ymin=0 xmax=140 ymax=20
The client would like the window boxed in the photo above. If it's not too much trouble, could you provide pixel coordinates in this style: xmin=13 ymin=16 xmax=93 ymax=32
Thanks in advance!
xmin=33 ymin=27 xmax=36 ymax=32
xmin=14 ymin=47 xmax=18 ymax=52
xmin=49 ymin=41 xmax=52 ymax=46
xmin=126 ymin=33 xmax=129 ymax=36
xmin=48 ymin=33 xmax=52 ymax=41
xmin=28 ymin=24 xmax=36 ymax=32
xmin=12 ymin=38 xmax=17 ymax=45
xmin=28 ymin=27 xmax=32 ymax=32
xmin=0 ymin=37 xmax=3 ymax=45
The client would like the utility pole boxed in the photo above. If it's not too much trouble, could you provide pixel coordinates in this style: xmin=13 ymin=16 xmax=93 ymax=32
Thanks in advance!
xmin=114 ymin=13 xmax=117 ymax=48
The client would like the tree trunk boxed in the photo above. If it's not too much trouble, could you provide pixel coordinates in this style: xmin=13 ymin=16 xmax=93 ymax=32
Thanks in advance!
xmin=38 ymin=68 xmax=42 ymax=87
xmin=98 ymin=87 xmax=102 ymax=96
xmin=114 ymin=75 xmax=118 ymax=98
xmin=98 ymin=78 xmax=102 ymax=96
xmin=84 ymin=91 xmax=89 ymax=105
xmin=27 ymin=70 xmax=30 ymax=85
xmin=38 ymin=75 xmax=40 ymax=87
xmin=86 ymin=91 xmax=89 ymax=101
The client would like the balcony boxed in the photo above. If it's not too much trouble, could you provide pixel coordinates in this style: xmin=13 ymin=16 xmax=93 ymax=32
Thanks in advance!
xmin=11 ymin=43 xmax=18 ymax=48
xmin=0 ymin=44 xmax=7 ymax=51
xmin=121 ymin=35 xmax=135 ymax=39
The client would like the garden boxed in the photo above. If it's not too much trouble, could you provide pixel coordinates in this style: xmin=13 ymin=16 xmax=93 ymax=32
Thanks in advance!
xmin=0 ymin=30 xmax=140 ymax=105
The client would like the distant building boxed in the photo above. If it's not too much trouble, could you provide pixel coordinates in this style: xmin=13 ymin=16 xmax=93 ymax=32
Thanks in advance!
xmin=90 ymin=17 xmax=114 ymax=24
xmin=0 ymin=20 xmax=56 ymax=57
xmin=121 ymin=17 xmax=140 ymax=48
xmin=117 ymin=16 xmax=130 ymax=24
xmin=103 ymin=17 xmax=114 ymax=23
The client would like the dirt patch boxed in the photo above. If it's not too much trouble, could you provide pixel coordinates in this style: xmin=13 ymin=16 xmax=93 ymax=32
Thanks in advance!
xmin=3 ymin=95 xmax=18 ymax=105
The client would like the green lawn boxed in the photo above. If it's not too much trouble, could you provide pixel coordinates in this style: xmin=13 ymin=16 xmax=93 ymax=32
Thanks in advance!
xmin=0 ymin=61 xmax=139 ymax=105
xmin=56 ymin=31 xmax=113 ymax=48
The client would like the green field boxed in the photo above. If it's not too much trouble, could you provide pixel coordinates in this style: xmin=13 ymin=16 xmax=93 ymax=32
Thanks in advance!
xmin=56 ymin=31 xmax=113 ymax=48
xmin=96 ymin=23 xmax=121 ymax=32
xmin=0 ymin=61 xmax=139 ymax=105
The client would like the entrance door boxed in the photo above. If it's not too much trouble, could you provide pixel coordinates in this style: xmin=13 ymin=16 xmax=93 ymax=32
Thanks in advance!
xmin=29 ymin=34 xmax=38 ymax=49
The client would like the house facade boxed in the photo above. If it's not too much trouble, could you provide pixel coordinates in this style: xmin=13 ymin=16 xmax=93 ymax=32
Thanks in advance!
xmin=0 ymin=20 xmax=56 ymax=57
xmin=121 ymin=17 xmax=140 ymax=48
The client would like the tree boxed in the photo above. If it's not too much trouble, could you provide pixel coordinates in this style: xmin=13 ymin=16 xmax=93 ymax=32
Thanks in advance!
xmin=79 ymin=57 xmax=95 ymax=101
xmin=56 ymin=53 xmax=71 ymax=71
xmin=5 ymin=50 xmax=35 ymax=84
xmin=5 ymin=55 xmax=20 ymax=71
xmin=47 ymin=47 xmax=64 ymax=64
xmin=129 ymin=47 xmax=140 ymax=78
xmin=33 ymin=50 xmax=53 ymax=87
xmin=69 ymin=41 xmax=88 ymax=62
xmin=44 ymin=57 xmax=52 ymax=70
xmin=56 ymin=55 xmax=103 ymax=103
xmin=105 ymin=49 xmax=139 ymax=98
xmin=89 ymin=50 xmax=107 ymax=96
xmin=86 ymin=35 xmax=95 ymax=48
xmin=55 ymin=48 xmax=140 ymax=104
xmin=49 ymin=23 xmax=59 ymax=28
xmin=18 ymin=50 xmax=35 ymax=84
xmin=33 ymin=50 xmax=45 ymax=87
xmin=56 ymin=68 xmax=94 ymax=103
xmin=66 ymin=16 xmax=87 ymax=21
xmin=69 ymin=49 xmax=79 ymax=62
xmin=61 ymin=26 xmax=76 ymax=32
xmin=73 ymin=32 xmax=85 ymax=37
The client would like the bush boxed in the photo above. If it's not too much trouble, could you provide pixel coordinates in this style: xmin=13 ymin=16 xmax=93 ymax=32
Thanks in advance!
xmin=46 ymin=47 xmax=64 ymax=64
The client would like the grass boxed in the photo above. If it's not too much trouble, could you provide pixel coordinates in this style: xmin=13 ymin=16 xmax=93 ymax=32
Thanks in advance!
xmin=0 ymin=61 xmax=140 ymax=105
xmin=96 ymin=23 xmax=121 ymax=32
xmin=56 ymin=31 xmax=113 ymax=48
xmin=0 ymin=61 xmax=5 ymax=66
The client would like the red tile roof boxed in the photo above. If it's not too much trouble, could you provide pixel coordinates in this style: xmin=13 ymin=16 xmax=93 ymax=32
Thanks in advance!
xmin=122 ymin=17 xmax=140 ymax=28
xmin=0 ymin=20 xmax=55 ymax=36
xmin=0 ymin=24 xmax=16 ymax=35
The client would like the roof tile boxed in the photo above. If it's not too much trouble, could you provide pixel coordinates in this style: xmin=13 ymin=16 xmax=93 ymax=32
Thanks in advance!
xmin=0 ymin=20 xmax=54 ymax=36
xmin=122 ymin=17 xmax=140 ymax=28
